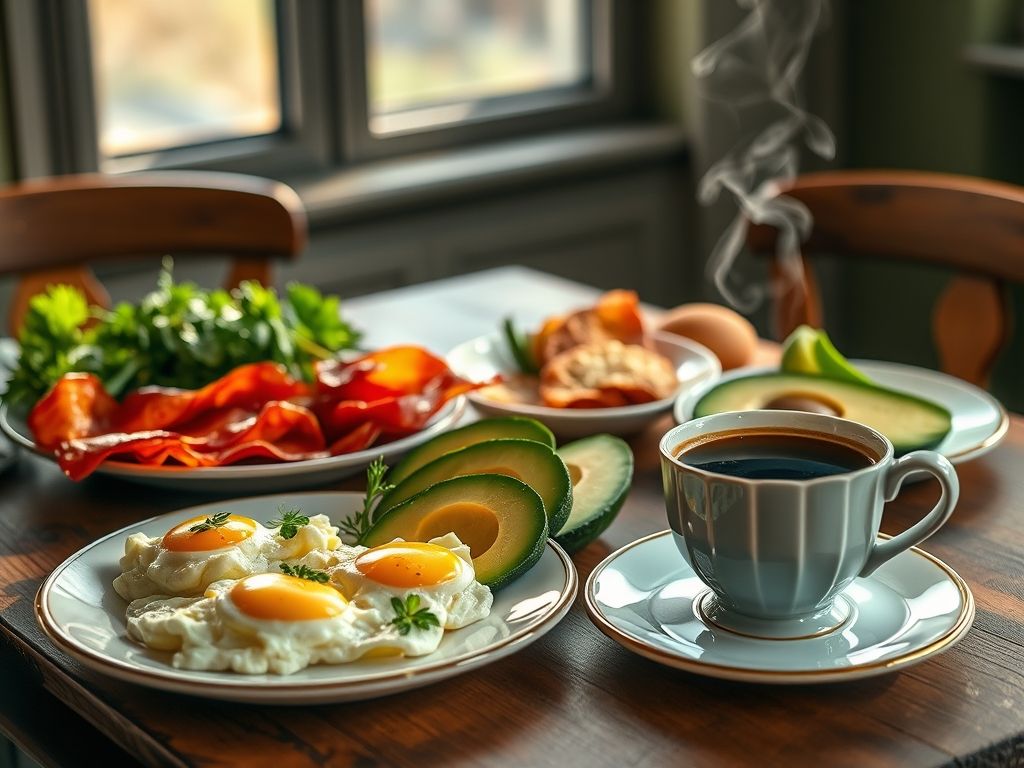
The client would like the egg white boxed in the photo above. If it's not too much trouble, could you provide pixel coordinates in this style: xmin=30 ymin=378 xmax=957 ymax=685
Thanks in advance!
xmin=124 ymin=534 xmax=494 ymax=675
xmin=113 ymin=513 xmax=343 ymax=600
xmin=331 ymin=533 xmax=493 ymax=630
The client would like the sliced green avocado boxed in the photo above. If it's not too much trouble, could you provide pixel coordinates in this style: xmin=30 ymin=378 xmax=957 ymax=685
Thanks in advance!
xmin=377 ymin=439 xmax=573 ymax=534
xmin=389 ymin=418 xmax=555 ymax=486
xmin=363 ymin=474 xmax=548 ymax=590
xmin=779 ymin=325 xmax=820 ymax=374
xmin=781 ymin=325 xmax=872 ymax=384
xmin=693 ymin=372 xmax=952 ymax=455
xmin=554 ymin=435 xmax=633 ymax=553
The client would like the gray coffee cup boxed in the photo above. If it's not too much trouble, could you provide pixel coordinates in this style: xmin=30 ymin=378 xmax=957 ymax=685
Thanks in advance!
xmin=660 ymin=410 xmax=959 ymax=639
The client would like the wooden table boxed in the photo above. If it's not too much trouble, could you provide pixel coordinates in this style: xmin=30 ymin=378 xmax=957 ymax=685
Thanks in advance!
xmin=2 ymin=267 xmax=1023 ymax=767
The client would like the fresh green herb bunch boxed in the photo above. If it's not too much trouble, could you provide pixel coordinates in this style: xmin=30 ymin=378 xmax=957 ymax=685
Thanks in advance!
xmin=4 ymin=260 xmax=361 ymax=407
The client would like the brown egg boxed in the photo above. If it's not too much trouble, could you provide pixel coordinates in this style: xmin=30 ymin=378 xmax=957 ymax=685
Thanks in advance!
xmin=657 ymin=303 xmax=758 ymax=370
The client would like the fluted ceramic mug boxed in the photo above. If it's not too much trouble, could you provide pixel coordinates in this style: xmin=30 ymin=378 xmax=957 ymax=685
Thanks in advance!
xmin=660 ymin=410 xmax=959 ymax=639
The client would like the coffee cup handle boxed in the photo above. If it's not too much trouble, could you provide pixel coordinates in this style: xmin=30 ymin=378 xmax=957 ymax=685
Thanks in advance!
xmin=859 ymin=451 xmax=959 ymax=577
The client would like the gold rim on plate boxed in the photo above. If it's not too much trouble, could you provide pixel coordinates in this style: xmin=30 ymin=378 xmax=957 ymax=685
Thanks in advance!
xmin=584 ymin=530 xmax=975 ymax=684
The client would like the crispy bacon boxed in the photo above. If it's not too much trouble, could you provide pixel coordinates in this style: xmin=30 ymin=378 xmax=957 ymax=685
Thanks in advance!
xmin=112 ymin=362 xmax=310 ymax=433
xmin=29 ymin=373 xmax=118 ymax=449
xmin=27 ymin=346 xmax=482 ymax=481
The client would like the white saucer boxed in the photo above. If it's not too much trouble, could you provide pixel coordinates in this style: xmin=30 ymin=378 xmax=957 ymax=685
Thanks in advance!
xmin=673 ymin=360 xmax=1008 ymax=465
xmin=447 ymin=331 xmax=720 ymax=439
xmin=585 ymin=530 xmax=974 ymax=684
xmin=36 ymin=492 xmax=578 ymax=704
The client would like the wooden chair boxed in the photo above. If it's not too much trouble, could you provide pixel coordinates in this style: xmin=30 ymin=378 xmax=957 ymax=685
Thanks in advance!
xmin=747 ymin=170 xmax=1024 ymax=387
xmin=0 ymin=171 xmax=307 ymax=333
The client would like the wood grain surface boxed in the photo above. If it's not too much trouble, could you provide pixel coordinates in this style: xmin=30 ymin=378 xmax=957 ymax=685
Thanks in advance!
xmin=1 ymin=268 xmax=1023 ymax=768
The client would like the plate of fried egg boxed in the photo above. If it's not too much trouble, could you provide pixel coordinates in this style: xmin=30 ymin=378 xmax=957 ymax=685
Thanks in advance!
xmin=36 ymin=492 xmax=577 ymax=704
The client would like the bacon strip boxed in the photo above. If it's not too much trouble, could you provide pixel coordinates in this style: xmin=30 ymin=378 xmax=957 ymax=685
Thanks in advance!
xmin=28 ymin=347 xmax=484 ymax=481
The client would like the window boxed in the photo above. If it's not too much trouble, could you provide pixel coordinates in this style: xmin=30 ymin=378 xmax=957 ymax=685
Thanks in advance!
xmin=365 ymin=0 xmax=588 ymax=135
xmin=4 ymin=0 xmax=629 ymax=177
xmin=88 ymin=0 xmax=283 ymax=160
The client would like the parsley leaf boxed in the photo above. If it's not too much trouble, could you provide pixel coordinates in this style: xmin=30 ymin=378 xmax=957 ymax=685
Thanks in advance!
xmin=188 ymin=511 xmax=231 ymax=533
xmin=265 ymin=506 xmax=310 ymax=540
xmin=339 ymin=457 xmax=395 ymax=544
xmin=279 ymin=563 xmax=330 ymax=583
xmin=390 ymin=595 xmax=441 ymax=636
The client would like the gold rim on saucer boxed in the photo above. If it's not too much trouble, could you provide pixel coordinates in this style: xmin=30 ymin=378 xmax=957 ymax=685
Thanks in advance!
xmin=585 ymin=530 xmax=975 ymax=684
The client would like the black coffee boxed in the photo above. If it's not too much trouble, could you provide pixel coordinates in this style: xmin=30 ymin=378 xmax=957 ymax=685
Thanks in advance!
xmin=675 ymin=428 xmax=877 ymax=480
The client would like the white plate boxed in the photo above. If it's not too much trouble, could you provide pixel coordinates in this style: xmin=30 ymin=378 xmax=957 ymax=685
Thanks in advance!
xmin=0 ymin=397 xmax=466 ymax=492
xmin=586 ymin=530 xmax=974 ymax=684
xmin=36 ymin=492 xmax=577 ymax=705
xmin=673 ymin=360 xmax=1008 ymax=464
xmin=447 ymin=331 xmax=721 ymax=439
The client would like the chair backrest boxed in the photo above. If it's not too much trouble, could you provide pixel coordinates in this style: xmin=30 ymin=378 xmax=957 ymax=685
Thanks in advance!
xmin=746 ymin=170 xmax=1024 ymax=387
xmin=0 ymin=171 xmax=307 ymax=333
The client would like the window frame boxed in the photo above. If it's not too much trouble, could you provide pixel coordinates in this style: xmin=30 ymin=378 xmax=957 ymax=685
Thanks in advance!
xmin=2 ymin=0 xmax=634 ymax=178
xmin=336 ymin=0 xmax=633 ymax=161
xmin=3 ymin=0 xmax=334 ymax=177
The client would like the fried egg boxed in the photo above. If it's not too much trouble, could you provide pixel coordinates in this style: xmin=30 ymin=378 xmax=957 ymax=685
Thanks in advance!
xmin=331 ymin=533 xmax=493 ymax=630
xmin=124 ymin=534 xmax=493 ymax=675
xmin=113 ymin=512 xmax=342 ymax=600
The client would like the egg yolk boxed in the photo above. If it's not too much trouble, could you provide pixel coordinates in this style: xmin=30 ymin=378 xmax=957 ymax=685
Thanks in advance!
xmin=162 ymin=514 xmax=257 ymax=552
xmin=355 ymin=542 xmax=461 ymax=588
xmin=229 ymin=573 xmax=348 ymax=621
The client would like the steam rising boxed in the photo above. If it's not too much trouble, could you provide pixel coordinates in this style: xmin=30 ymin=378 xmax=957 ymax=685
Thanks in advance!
xmin=693 ymin=0 xmax=834 ymax=311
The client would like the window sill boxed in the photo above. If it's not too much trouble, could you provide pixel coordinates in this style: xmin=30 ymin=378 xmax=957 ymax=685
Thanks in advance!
xmin=288 ymin=123 xmax=687 ymax=229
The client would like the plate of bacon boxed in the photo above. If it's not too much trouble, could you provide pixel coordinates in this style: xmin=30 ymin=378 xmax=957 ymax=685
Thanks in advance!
xmin=447 ymin=291 xmax=720 ymax=439
xmin=1 ymin=346 xmax=474 ymax=492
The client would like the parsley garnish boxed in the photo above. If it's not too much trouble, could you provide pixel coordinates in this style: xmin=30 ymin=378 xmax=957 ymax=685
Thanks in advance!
xmin=5 ymin=260 xmax=361 ymax=407
xmin=188 ymin=511 xmax=231 ymax=533
xmin=279 ymin=563 xmax=330 ymax=583
xmin=390 ymin=595 xmax=441 ymax=635
xmin=265 ymin=506 xmax=310 ymax=540
xmin=339 ymin=457 xmax=395 ymax=543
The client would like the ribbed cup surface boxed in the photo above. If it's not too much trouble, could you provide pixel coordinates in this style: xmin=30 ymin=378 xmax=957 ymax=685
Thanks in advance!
xmin=664 ymin=462 xmax=884 ymax=618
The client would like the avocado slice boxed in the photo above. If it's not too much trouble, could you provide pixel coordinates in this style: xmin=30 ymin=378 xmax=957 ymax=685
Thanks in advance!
xmin=377 ymin=439 xmax=573 ymax=534
xmin=389 ymin=418 xmax=555 ymax=486
xmin=363 ymin=474 xmax=548 ymax=590
xmin=693 ymin=372 xmax=952 ymax=454
xmin=554 ymin=435 xmax=634 ymax=553
xmin=781 ymin=325 xmax=872 ymax=384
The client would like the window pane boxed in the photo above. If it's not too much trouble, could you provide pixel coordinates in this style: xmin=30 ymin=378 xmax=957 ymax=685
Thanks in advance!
xmin=366 ymin=0 xmax=588 ymax=134
xmin=88 ymin=0 xmax=282 ymax=158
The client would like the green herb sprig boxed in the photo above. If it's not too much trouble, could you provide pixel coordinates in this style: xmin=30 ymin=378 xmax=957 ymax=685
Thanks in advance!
xmin=279 ymin=563 xmax=330 ymax=583
xmin=339 ymin=457 xmax=395 ymax=543
xmin=265 ymin=506 xmax=310 ymax=540
xmin=501 ymin=317 xmax=539 ymax=375
xmin=4 ymin=260 xmax=361 ymax=407
xmin=390 ymin=595 xmax=441 ymax=635
xmin=188 ymin=511 xmax=231 ymax=533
